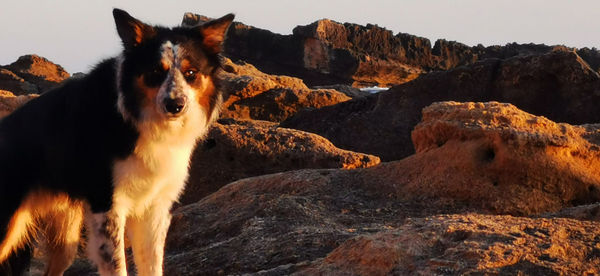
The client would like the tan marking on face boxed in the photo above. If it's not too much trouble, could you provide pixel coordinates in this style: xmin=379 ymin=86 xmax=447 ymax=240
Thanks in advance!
xmin=160 ymin=61 xmax=170 ymax=72
xmin=195 ymin=74 xmax=216 ymax=112
xmin=180 ymin=59 xmax=193 ymax=71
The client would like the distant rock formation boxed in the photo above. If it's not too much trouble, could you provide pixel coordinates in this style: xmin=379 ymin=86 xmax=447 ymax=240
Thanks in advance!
xmin=184 ymin=13 xmax=600 ymax=87
xmin=0 ymin=68 xmax=38 ymax=95
xmin=282 ymin=49 xmax=600 ymax=161
xmin=0 ymin=54 xmax=69 ymax=94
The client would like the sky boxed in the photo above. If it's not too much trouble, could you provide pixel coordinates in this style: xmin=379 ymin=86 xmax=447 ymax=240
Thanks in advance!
xmin=2 ymin=0 xmax=599 ymax=73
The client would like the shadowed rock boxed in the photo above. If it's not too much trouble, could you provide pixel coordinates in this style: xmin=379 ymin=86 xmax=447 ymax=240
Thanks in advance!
xmin=184 ymin=13 xmax=600 ymax=87
xmin=0 ymin=69 xmax=38 ymax=95
xmin=218 ymin=58 xmax=351 ymax=122
xmin=282 ymin=49 xmax=600 ymax=161
xmin=181 ymin=118 xmax=380 ymax=205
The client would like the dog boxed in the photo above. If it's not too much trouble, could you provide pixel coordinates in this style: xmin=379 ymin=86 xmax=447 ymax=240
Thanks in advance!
xmin=0 ymin=8 xmax=234 ymax=276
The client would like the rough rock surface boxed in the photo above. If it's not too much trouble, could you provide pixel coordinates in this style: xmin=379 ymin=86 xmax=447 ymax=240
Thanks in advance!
xmin=0 ymin=91 xmax=38 ymax=118
xmin=219 ymin=58 xmax=351 ymax=122
xmin=399 ymin=101 xmax=600 ymax=214
xmin=282 ymin=49 xmax=600 ymax=161
xmin=165 ymin=169 xmax=433 ymax=276
xmin=299 ymin=214 xmax=600 ymax=275
xmin=163 ymin=102 xmax=600 ymax=275
xmin=0 ymin=68 xmax=38 ymax=95
xmin=181 ymin=118 xmax=380 ymax=205
xmin=185 ymin=14 xmax=600 ymax=87
xmin=2 ymin=54 xmax=69 ymax=93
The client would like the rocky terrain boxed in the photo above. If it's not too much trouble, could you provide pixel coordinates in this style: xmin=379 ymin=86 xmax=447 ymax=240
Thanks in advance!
xmin=4 ymin=14 xmax=600 ymax=276
xmin=185 ymin=13 xmax=600 ymax=88
xmin=0 ymin=55 xmax=69 ymax=95
xmin=165 ymin=102 xmax=600 ymax=275
xmin=282 ymin=49 xmax=600 ymax=161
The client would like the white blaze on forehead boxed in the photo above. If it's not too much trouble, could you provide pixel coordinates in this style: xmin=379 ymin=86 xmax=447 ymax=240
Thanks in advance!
xmin=160 ymin=41 xmax=185 ymax=69
xmin=160 ymin=41 xmax=178 ymax=68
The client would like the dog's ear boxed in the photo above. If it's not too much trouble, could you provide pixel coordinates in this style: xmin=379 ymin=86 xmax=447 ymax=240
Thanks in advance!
xmin=113 ymin=9 xmax=156 ymax=49
xmin=197 ymin=13 xmax=235 ymax=54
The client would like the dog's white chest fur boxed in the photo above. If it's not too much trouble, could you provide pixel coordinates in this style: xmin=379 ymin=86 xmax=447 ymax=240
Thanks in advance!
xmin=112 ymin=140 xmax=191 ymax=215
xmin=111 ymin=109 xmax=206 ymax=216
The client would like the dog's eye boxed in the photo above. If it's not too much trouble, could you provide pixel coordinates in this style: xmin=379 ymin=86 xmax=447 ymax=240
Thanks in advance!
xmin=183 ymin=69 xmax=197 ymax=82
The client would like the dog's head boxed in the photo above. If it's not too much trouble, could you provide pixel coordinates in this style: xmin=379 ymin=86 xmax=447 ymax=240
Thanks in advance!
xmin=113 ymin=9 xmax=233 ymax=134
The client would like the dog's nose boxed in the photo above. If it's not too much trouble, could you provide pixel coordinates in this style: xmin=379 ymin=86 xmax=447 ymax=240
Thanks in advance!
xmin=163 ymin=97 xmax=186 ymax=114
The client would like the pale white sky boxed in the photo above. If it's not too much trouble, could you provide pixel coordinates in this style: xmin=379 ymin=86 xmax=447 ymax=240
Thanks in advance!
xmin=2 ymin=0 xmax=599 ymax=73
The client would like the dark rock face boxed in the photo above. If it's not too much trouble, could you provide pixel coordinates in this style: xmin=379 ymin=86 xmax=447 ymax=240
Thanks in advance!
xmin=0 ymin=68 xmax=38 ymax=95
xmin=282 ymin=49 xmax=600 ymax=161
xmin=217 ymin=58 xmax=351 ymax=122
xmin=184 ymin=14 xmax=600 ymax=87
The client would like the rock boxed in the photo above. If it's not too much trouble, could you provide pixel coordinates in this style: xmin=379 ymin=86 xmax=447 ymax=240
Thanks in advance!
xmin=2 ymin=54 xmax=69 ymax=93
xmin=180 ymin=118 xmax=380 ymax=205
xmin=282 ymin=49 xmax=600 ymax=161
xmin=542 ymin=203 xmax=600 ymax=222
xmin=0 ymin=91 xmax=38 ymax=118
xmin=222 ymin=88 xmax=351 ymax=122
xmin=432 ymin=39 xmax=478 ymax=69
xmin=183 ymin=13 xmax=600 ymax=87
xmin=70 ymin=72 xmax=86 ymax=79
xmin=218 ymin=58 xmax=351 ymax=122
xmin=576 ymin=47 xmax=600 ymax=72
xmin=165 ymin=169 xmax=429 ymax=276
xmin=311 ymin=84 xmax=370 ymax=98
xmin=399 ymin=101 xmax=600 ymax=215
xmin=299 ymin=214 xmax=600 ymax=275
xmin=0 ymin=68 xmax=38 ymax=95
xmin=164 ymin=102 xmax=600 ymax=274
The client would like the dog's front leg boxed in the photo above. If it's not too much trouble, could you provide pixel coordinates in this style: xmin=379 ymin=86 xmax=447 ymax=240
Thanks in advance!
xmin=86 ymin=210 xmax=128 ymax=276
xmin=127 ymin=201 xmax=172 ymax=276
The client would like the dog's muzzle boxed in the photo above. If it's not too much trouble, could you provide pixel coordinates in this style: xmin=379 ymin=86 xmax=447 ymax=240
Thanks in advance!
xmin=163 ymin=96 xmax=186 ymax=115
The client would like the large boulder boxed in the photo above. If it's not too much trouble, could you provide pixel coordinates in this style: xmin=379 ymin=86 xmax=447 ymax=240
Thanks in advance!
xmin=218 ymin=58 xmax=351 ymax=122
xmin=395 ymin=101 xmax=600 ymax=215
xmin=282 ymin=49 xmax=600 ymax=161
xmin=163 ymin=102 xmax=600 ymax=275
xmin=2 ymin=55 xmax=70 ymax=93
xmin=181 ymin=118 xmax=380 ymax=205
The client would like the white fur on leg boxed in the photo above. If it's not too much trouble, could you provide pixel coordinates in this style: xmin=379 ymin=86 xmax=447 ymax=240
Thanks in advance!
xmin=85 ymin=211 xmax=127 ymax=276
xmin=127 ymin=201 xmax=172 ymax=276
